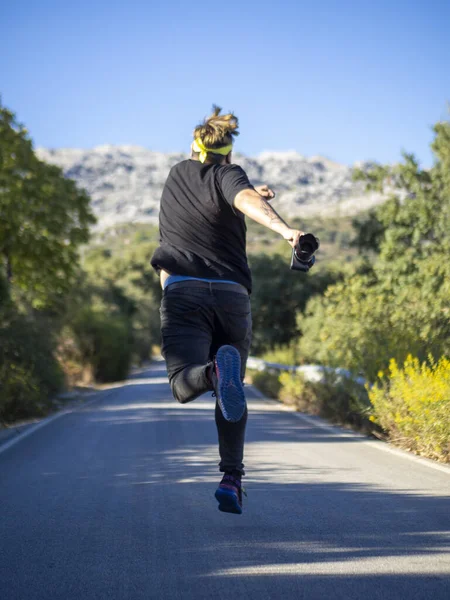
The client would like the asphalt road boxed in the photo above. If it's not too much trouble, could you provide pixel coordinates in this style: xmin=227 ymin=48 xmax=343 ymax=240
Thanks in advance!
xmin=1 ymin=363 xmax=449 ymax=600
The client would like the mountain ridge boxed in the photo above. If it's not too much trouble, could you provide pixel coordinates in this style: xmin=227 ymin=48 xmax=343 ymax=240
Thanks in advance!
xmin=36 ymin=145 xmax=385 ymax=230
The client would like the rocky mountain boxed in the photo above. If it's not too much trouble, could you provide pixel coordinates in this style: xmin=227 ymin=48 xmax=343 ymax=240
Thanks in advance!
xmin=36 ymin=145 xmax=385 ymax=230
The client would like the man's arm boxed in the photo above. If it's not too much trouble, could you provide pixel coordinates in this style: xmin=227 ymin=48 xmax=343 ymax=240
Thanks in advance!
xmin=234 ymin=188 xmax=303 ymax=248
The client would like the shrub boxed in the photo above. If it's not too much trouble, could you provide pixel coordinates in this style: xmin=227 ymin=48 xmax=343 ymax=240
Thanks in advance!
xmin=249 ymin=369 xmax=282 ymax=399
xmin=56 ymin=325 xmax=92 ymax=386
xmin=279 ymin=371 xmax=371 ymax=427
xmin=262 ymin=343 xmax=299 ymax=365
xmin=369 ymin=355 xmax=450 ymax=462
xmin=0 ymin=364 xmax=43 ymax=423
xmin=0 ymin=306 xmax=63 ymax=423
xmin=249 ymin=365 xmax=372 ymax=431
xmin=69 ymin=307 xmax=132 ymax=382
xmin=249 ymin=253 xmax=341 ymax=354
xmin=278 ymin=372 xmax=316 ymax=409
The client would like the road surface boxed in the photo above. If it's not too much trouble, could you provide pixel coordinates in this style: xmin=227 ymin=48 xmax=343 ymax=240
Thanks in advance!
xmin=1 ymin=363 xmax=449 ymax=599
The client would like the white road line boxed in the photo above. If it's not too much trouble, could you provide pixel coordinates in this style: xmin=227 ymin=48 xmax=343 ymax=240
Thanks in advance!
xmin=4 ymin=374 xmax=448 ymax=477
xmin=0 ymin=370 xmax=164 ymax=457
xmin=248 ymin=385 xmax=450 ymax=476
xmin=0 ymin=392 xmax=113 ymax=457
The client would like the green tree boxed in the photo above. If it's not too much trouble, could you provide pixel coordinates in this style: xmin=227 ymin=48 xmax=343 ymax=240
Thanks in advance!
xmin=82 ymin=236 xmax=162 ymax=363
xmin=0 ymin=101 xmax=96 ymax=308
xmin=351 ymin=208 xmax=386 ymax=254
xmin=299 ymin=119 xmax=450 ymax=379
xmin=249 ymin=252 xmax=341 ymax=354
xmin=0 ymin=299 xmax=64 ymax=423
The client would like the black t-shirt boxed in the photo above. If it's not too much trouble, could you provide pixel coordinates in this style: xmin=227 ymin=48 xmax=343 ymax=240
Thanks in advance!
xmin=151 ymin=159 xmax=254 ymax=291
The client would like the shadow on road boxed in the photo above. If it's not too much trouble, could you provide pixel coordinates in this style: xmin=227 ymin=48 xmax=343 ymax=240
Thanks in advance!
xmin=79 ymin=371 xmax=450 ymax=594
xmin=1 ymin=366 xmax=449 ymax=600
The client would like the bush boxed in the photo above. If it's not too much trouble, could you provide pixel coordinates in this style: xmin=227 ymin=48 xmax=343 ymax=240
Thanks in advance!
xmin=0 ymin=306 xmax=63 ymax=423
xmin=249 ymin=253 xmax=341 ymax=354
xmin=249 ymin=366 xmax=372 ymax=431
xmin=69 ymin=307 xmax=132 ymax=382
xmin=249 ymin=369 xmax=282 ymax=399
xmin=82 ymin=238 xmax=161 ymax=365
xmin=278 ymin=372 xmax=316 ymax=409
xmin=297 ymin=121 xmax=450 ymax=382
xmin=262 ymin=343 xmax=299 ymax=365
xmin=298 ymin=274 xmax=410 ymax=381
xmin=279 ymin=371 xmax=371 ymax=428
xmin=0 ymin=364 xmax=43 ymax=423
xmin=369 ymin=355 xmax=450 ymax=462
xmin=56 ymin=325 xmax=92 ymax=386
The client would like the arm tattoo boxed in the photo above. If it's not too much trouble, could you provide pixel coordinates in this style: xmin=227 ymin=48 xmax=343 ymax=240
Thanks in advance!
xmin=260 ymin=199 xmax=284 ymax=228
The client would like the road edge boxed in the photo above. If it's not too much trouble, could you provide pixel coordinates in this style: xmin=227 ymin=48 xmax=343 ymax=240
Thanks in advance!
xmin=0 ymin=390 xmax=115 ymax=457
xmin=248 ymin=384 xmax=450 ymax=476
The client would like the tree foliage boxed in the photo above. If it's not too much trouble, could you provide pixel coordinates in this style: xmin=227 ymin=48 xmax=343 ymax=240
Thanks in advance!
xmin=249 ymin=251 xmax=341 ymax=354
xmin=299 ymin=120 xmax=450 ymax=379
xmin=0 ymin=101 xmax=96 ymax=308
xmin=0 ymin=300 xmax=64 ymax=423
xmin=0 ymin=101 xmax=140 ymax=421
xmin=79 ymin=235 xmax=162 ymax=364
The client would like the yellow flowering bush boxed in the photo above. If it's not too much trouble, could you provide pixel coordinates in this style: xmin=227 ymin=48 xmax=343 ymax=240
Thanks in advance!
xmin=369 ymin=355 xmax=450 ymax=462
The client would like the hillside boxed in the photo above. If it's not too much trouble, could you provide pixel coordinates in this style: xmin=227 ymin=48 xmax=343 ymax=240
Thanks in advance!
xmin=36 ymin=146 xmax=385 ymax=231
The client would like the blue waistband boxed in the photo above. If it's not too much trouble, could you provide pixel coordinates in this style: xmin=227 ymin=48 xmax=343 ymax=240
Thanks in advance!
xmin=163 ymin=274 xmax=239 ymax=290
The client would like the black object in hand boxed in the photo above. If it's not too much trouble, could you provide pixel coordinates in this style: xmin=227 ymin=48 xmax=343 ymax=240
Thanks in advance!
xmin=290 ymin=233 xmax=320 ymax=272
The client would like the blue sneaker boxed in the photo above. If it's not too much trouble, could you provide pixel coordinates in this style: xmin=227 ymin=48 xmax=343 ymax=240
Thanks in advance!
xmin=215 ymin=474 xmax=246 ymax=515
xmin=213 ymin=345 xmax=246 ymax=423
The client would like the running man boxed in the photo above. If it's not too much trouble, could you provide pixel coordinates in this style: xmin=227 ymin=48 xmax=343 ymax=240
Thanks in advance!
xmin=151 ymin=106 xmax=304 ymax=514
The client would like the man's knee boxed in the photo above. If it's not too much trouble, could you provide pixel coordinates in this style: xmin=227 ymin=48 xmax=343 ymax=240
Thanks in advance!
xmin=169 ymin=372 xmax=189 ymax=404
xmin=169 ymin=365 xmax=211 ymax=404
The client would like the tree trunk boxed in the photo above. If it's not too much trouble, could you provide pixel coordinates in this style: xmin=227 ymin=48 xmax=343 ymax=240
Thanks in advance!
xmin=4 ymin=252 xmax=12 ymax=282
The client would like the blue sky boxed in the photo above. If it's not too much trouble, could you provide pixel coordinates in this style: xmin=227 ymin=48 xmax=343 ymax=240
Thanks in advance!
xmin=2 ymin=0 xmax=449 ymax=166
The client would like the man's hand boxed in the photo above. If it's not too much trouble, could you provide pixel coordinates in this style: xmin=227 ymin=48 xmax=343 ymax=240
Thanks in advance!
xmin=254 ymin=185 xmax=275 ymax=200
xmin=282 ymin=229 xmax=305 ymax=249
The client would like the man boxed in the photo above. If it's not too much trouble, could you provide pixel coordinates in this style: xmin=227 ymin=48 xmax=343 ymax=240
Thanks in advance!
xmin=151 ymin=106 xmax=304 ymax=514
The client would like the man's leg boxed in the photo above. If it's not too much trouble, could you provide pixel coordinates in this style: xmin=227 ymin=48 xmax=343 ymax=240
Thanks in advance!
xmin=215 ymin=401 xmax=247 ymax=475
xmin=213 ymin=289 xmax=252 ymax=476
xmin=160 ymin=287 xmax=214 ymax=404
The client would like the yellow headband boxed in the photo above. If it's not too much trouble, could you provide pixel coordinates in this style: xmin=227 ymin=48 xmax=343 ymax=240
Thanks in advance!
xmin=192 ymin=138 xmax=233 ymax=163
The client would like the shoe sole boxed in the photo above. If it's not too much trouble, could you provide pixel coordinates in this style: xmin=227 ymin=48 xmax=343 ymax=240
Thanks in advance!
xmin=215 ymin=345 xmax=246 ymax=423
xmin=215 ymin=488 xmax=242 ymax=515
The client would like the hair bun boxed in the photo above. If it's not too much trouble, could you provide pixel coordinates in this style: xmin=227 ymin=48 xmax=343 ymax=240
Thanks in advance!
xmin=193 ymin=105 xmax=239 ymax=149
